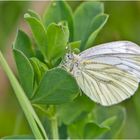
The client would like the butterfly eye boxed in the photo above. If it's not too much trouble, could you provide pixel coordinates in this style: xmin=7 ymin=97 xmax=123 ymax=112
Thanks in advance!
xmin=68 ymin=54 xmax=72 ymax=59
xmin=75 ymin=62 xmax=78 ymax=67
xmin=66 ymin=53 xmax=73 ymax=59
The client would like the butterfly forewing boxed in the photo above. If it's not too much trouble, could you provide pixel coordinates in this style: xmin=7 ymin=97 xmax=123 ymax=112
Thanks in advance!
xmin=79 ymin=41 xmax=140 ymax=81
xmin=72 ymin=41 xmax=140 ymax=106
xmin=79 ymin=41 xmax=140 ymax=57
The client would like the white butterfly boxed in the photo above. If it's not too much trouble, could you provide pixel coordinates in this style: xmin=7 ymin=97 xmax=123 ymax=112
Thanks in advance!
xmin=61 ymin=41 xmax=140 ymax=106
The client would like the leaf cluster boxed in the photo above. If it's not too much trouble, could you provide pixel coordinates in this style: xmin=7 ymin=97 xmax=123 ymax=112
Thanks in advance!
xmin=4 ymin=1 xmax=126 ymax=139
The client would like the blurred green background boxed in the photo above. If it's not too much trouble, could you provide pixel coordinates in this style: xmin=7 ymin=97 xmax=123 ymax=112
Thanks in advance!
xmin=1 ymin=1 xmax=140 ymax=138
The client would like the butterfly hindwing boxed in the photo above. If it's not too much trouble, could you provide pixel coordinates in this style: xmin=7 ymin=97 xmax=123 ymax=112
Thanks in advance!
xmin=75 ymin=62 xmax=139 ymax=106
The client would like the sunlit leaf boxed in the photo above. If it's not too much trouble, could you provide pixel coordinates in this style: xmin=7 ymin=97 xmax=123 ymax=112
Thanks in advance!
xmin=27 ymin=9 xmax=41 ymax=20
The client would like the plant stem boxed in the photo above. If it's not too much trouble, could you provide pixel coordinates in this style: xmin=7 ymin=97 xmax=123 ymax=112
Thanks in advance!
xmin=33 ymin=104 xmax=59 ymax=139
xmin=0 ymin=51 xmax=48 ymax=139
xmin=51 ymin=116 xmax=59 ymax=139
xmin=13 ymin=111 xmax=23 ymax=134
xmin=33 ymin=104 xmax=52 ymax=118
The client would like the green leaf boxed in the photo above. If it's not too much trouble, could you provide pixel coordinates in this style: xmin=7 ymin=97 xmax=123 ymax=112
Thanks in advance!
xmin=83 ymin=122 xmax=108 ymax=139
xmin=0 ymin=51 xmax=48 ymax=139
xmin=56 ymin=95 xmax=94 ymax=125
xmin=68 ymin=119 xmax=86 ymax=139
xmin=67 ymin=110 xmax=115 ymax=139
xmin=35 ymin=49 xmax=44 ymax=62
xmin=43 ymin=1 xmax=73 ymax=40
xmin=13 ymin=29 xmax=34 ymax=58
xmin=74 ymin=2 xmax=104 ymax=50
xmin=85 ymin=14 xmax=109 ymax=49
xmin=69 ymin=41 xmax=81 ymax=54
xmin=30 ymin=57 xmax=48 ymax=85
xmin=24 ymin=13 xmax=47 ymax=57
xmin=13 ymin=49 xmax=34 ymax=98
xmin=69 ymin=40 xmax=81 ymax=49
xmin=2 ymin=135 xmax=34 ymax=139
xmin=46 ymin=22 xmax=69 ymax=65
xmin=100 ymin=116 xmax=117 ymax=129
xmin=32 ymin=68 xmax=79 ymax=104
xmin=27 ymin=9 xmax=41 ymax=20
xmin=59 ymin=124 xmax=68 ymax=139
xmin=94 ymin=105 xmax=126 ymax=138
xmin=67 ymin=116 xmax=108 ymax=139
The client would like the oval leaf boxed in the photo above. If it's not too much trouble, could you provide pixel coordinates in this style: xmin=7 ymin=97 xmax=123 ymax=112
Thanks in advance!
xmin=13 ymin=29 xmax=34 ymax=58
xmin=83 ymin=122 xmax=108 ymax=139
xmin=24 ymin=13 xmax=47 ymax=57
xmin=13 ymin=49 xmax=34 ymax=98
xmin=32 ymin=68 xmax=79 ymax=104
xmin=46 ymin=22 xmax=69 ymax=65
xmin=57 ymin=95 xmax=94 ymax=125
xmin=74 ymin=2 xmax=104 ymax=50
xmin=30 ymin=57 xmax=48 ymax=85
xmin=27 ymin=9 xmax=41 ymax=20
xmin=85 ymin=14 xmax=109 ymax=49
xmin=43 ymin=1 xmax=73 ymax=40
xmin=94 ymin=106 xmax=126 ymax=138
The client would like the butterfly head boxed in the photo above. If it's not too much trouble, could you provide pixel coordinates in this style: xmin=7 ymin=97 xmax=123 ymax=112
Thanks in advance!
xmin=60 ymin=53 xmax=79 ymax=72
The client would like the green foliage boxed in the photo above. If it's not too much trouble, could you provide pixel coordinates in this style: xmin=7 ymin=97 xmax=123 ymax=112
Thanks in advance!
xmin=83 ymin=122 xmax=108 ymax=139
xmin=67 ymin=115 xmax=109 ymax=139
xmin=13 ymin=30 xmax=34 ymax=98
xmin=30 ymin=57 xmax=48 ymax=85
xmin=94 ymin=106 xmax=126 ymax=138
xmin=27 ymin=9 xmax=41 ymax=20
xmin=46 ymin=22 xmax=69 ymax=65
xmin=85 ymin=14 xmax=108 ymax=48
xmin=32 ymin=68 xmax=79 ymax=104
xmin=43 ymin=1 xmax=73 ymax=40
xmin=24 ymin=12 xmax=47 ymax=57
xmin=73 ymin=2 xmax=108 ymax=50
xmin=0 ymin=52 xmax=47 ymax=139
xmin=57 ymin=95 xmax=94 ymax=125
xmin=13 ymin=49 xmax=34 ymax=99
xmin=13 ymin=30 xmax=34 ymax=58
xmin=67 ymin=105 xmax=124 ymax=139
xmin=69 ymin=40 xmax=81 ymax=49
xmin=1 ymin=1 xmax=128 ymax=139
